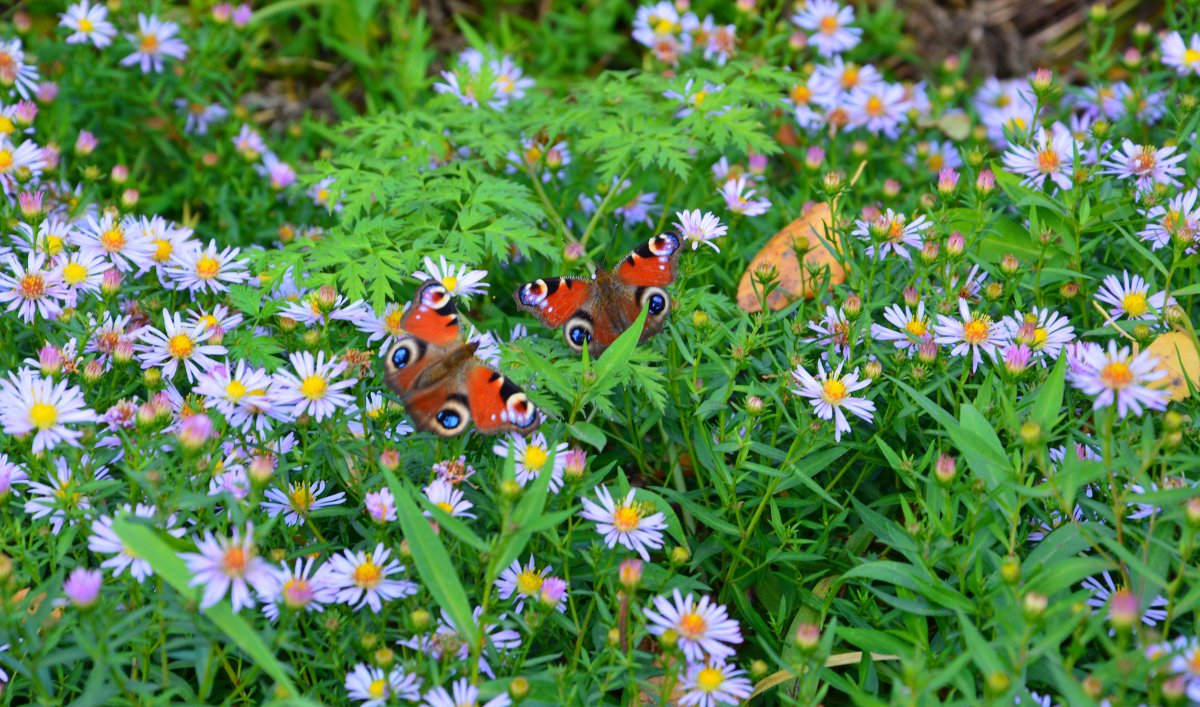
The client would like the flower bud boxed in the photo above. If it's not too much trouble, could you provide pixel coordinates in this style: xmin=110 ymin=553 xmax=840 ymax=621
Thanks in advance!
xmin=249 ymin=455 xmax=275 ymax=484
xmin=500 ymin=479 xmax=523 ymax=501
xmin=917 ymin=340 xmax=938 ymax=363
xmin=863 ymin=359 xmax=882 ymax=380
xmin=1163 ymin=675 xmax=1187 ymax=702
xmin=691 ymin=310 xmax=710 ymax=329
xmin=509 ymin=676 xmax=530 ymax=701
xmin=1186 ymin=497 xmax=1200 ymax=527
xmin=934 ymin=454 xmax=956 ymax=485
xmin=919 ymin=240 xmax=939 ymax=263
xmin=1000 ymin=555 xmax=1021 ymax=585
xmin=1023 ymin=591 xmax=1047 ymax=621
xmin=63 ymin=568 xmax=102 ymax=609
xmin=1000 ymin=254 xmax=1019 ymax=276
xmin=539 ymin=578 xmax=568 ymax=609
xmin=1004 ymin=344 xmax=1032 ymax=376
xmin=946 ymin=231 xmax=965 ymax=256
xmin=177 ymin=413 xmax=214 ymax=450
xmin=360 ymin=633 xmax=378 ymax=650
xmin=804 ymin=146 xmax=825 ymax=170
xmin=937 ymin=168 xmax=959 ymax=196
xmin=101 ymin=268 xmax=122 ymax=295
xmin=821 ymin=171 xmax=842 ymax=195
xmin=18 ymin=190 xmax=44 ymax=218
xmin=564 ymin=241 xmax=585 ymax=262
xmin=842 ymin=293 xmax=862 ymax=317
xmin=1030 ymin=67 xmax=1053 ymax=95
xmin=142 ymin=367 xmax=162 ymax=388
xmin=75 ymin=130 xmax=97 ymax=156
xmin=120 ymin=189 xmax=139 ymax=208
xmin=882 ymin=178 xmax=901 ymax=198
xmin=986 ymin=671 xmax=1010 ymax=694
xmin=373 ymin=647 xmax=394 ymax=668
xmin=745 ymin=395 xmax=765 ymax=416
xmin=670 ymin=546 xmax=690 ymax=566
xmin=1108 ymin=589 xmax=1139 ymax=632
xmin=619 ymin=559 xmax=644 ymax=590
xmin=110 ymin=164 xmax=128 ymax=183
xmin=975 ymin=169 xmax=995 ymax=195
xmin=378 ymin=449 xmax=401 ymax=471
xmin=1019 ymin=421 xmax=1043 ymax=448
xmin=563 ymin=448 xmax=587 ymax=481
xmin=1059 ymin=281 xmax=1079 ymax=299
xmin=82 ymin=360 xmax=104 ymax=384
xmin=410 ymin=609 xmax=431 ymax=630
xmin=750 ymin=659 xmax=769 ymax=679
xmin=794 ymin=622 xmax=820 ymax=652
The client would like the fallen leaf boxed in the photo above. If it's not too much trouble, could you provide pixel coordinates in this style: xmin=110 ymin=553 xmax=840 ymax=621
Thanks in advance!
xmin=1145 ymin=331 xmax=1200 ymax=401
xmin=737 ymin=202 xmax=842 ymax=312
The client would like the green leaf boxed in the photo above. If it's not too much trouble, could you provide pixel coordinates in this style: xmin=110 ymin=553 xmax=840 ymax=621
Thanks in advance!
xmin=593 ymin=306 xmax=648 ymax=379
xmin=568 ymin=421 xmax=607 ymax=451
xmin=490 ymin=447 xmax=555 ymax=575
xmin=111 ymin=517 xmax=301 ymax=698
xmin=1029 ymin=355 xmax=1066 ymax=435
xmin=382 ymin=468 xmax=478 ymax=645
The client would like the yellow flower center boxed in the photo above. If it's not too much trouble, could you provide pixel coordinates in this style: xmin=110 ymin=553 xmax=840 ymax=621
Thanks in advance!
xmin=516 ymin=570 xmax=544 ymax=596
xmin=926 ymin=154 xmax=944 ymax=171
xmin=384 ymin=309 xmax=404 ymax=335
xmin=153 ymin=239 xmax=173 ymax=262
xmin=790 ymin=85 xmax=811 ymax=105
xmin=865 ymin=95 xmax=885 ymax=117
xmin=100 ymin=227 xmax=125 ymax=252
xmin=524 ymin=145 xmax=543 ymax=165
xmin=440 ymin=274 xmax=459 ymax=291
xmin=678 ymin=612 xmax=708 ymax=639
xmin=353 ymin=560 xmax=382 ymax=588
xmin=840 ymin=67 xmax=859 ymax=89
xmin=1036 ymin=149 xmax=1060 ymax=174
xmin=819 ymin=15 xmax=839 ymax=34
xmin=822 ymin=379 xmax=848 ymax=403
xmin=653 ymin=18 xmax=677 ymax=34
xmin=195 ymin=256 xmax=221 ymax=280
xmin=167 ymin=333 xmax=195 ymax=359
xmin=0 ymin=149 xmax=12 ymax=172
xmin=316 ymin=188 xmax=330 ymax=203
xmin=691 ymin=90 xmax=708 ymax=106
xmin=962 ymin=319 xmax=990 ymax=345
xmin=62 ymin=262 xmax=87 ymax=285
xmin=289 ymin=484 xmax=314 ymax=511
xmin=29 ymin=402 xmax=58 ymax=430
xmin=436 ymin=501 xmax=454 ymax=514
xmin=1122 ymin=292 xmax=1148 ymax=317
xmin=222 ymin=547 xmax=247 ymax=577
xmin=523 ymin=445 xmax=548 ymax=471
xmin=0 ymin=116 xmax=13 ymax=136
xmin=1131 ymin=148 xmax=1157 ymax=175
xmin=300 ymin=375 xmax=327 ymax=400
xmin=45 ymin=235 xmax=64 ymax=256
xmin=612 ymin=506 xmax=641 ymax=533
xmin=19 ymin=273 xmax=45 ymax=298
xmin=199 ymin=314 xmax=219 ymax=330
xmin=78 ymin=17 xmax=95 ymax=32
xmin=1033 ymin=328 xmax=1048 ymax=347
xmin=1186 ymin=48 xmax=1200 ymax=64
xmin=905 ymin=319 xmax=927 ymax=337
xmin=496 ymin=75 xmax=514 ymax=94
xmin=368 ymin=679 xmax=388 ymax=699
xmin=225 ymin=380 xmax=247 ymax=400
xmin=1101 ymin=362 xmax=1133 ymax=389
xmin=1188 ymin=650 xmax=1200 ymax=675
xmin=139 ymin=32 xmax=160 ymax=53
xmin=696 ymin=666 xmax=725 ymax=693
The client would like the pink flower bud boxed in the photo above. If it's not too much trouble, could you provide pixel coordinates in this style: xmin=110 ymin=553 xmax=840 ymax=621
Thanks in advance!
xmin=75 ymin=130 xmax=97 ymax=156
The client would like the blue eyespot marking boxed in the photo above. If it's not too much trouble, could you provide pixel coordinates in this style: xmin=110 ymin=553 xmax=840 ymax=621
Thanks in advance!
xmin=570 ymin=326 xmax=591 ymax=346
xmin=392 ymin=346 xmax=410 ymax=368
xmin=437 ymin=410 xmax=460 ymax=429
xmin=647 ymin=293 xmax=666 ymax=315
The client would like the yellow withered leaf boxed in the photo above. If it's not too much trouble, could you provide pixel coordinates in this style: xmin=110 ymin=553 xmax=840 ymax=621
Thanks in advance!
xmin=737 ymin=202 xmax=843 ymax=313
xmin=1145 ymin=332 xmax=1200 ymax=401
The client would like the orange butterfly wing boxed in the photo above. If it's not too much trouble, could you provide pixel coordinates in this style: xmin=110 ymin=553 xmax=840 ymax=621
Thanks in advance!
xmin=613 ymin=233 xmax=681 ymax=287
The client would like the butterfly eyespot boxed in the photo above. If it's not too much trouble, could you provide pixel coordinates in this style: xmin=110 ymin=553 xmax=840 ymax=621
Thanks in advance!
xmin=564 ymin=316 xmax=594 ymax=351
xmin=420 ymin=283 xmax=451 ymax=309
xmin=433 ymin=399 xmax=470 ymax=435
xmin=387 ymin=339 xmax=421 ymax=371
xmin=506 ymin=392 xmax=537 ymax=427
xmin=649 ymin=233 xmax=680 ymax=256
xmin=518 ymin=280 xmax=550 ymax=306
xmin=640 ymin=287 xmax=670 ymax=317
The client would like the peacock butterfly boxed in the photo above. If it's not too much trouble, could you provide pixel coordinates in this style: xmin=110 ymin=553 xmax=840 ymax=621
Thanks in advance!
xmin=513 ymin=233 xmax=681 ymax=356
xmin=384 ymin=281 xmax=540 ymax=437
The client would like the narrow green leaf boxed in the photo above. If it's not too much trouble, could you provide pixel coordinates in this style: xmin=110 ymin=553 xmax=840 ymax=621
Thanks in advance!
xmin=111 ymin=517 xmax=301 ymax=698
xmin=593 ymin=306 xmax=648 ymax=379
xmin=1029 ymin=355 xmax=1066 ymax=434
xmin=382 ymin=469 xmax=478 ymax=645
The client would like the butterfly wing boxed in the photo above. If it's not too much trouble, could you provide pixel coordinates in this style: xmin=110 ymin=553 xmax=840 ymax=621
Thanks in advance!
xmin=386 ymin=281 xmax=540 ymax=436
xmin=610 ymin=233 xmax=681 ymax=345
xmin=514 ymin=277 xmax=592 ymax=328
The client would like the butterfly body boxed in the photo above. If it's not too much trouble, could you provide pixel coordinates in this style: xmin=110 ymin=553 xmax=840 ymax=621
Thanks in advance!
xmin=384 ymin=282 xmax=539 ymax=437
xmin=514 ymin=234 xmax=681 ymax=355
